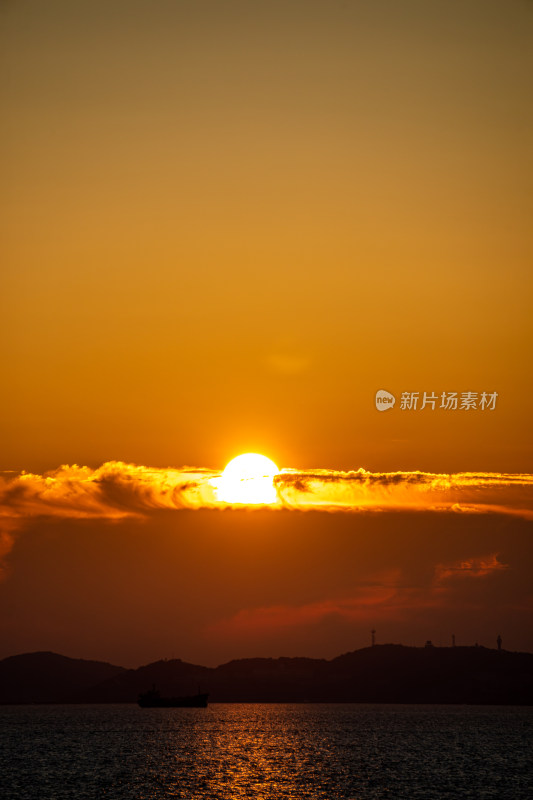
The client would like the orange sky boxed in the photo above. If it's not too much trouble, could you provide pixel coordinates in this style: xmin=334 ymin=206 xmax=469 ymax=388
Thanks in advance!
xmin=1 ymin=505 xmax=531 ymax=667
xmin=1 ymin=1 xmax=532 ymax=665
xmin=2 ymin=0 xmax=532 ymax=474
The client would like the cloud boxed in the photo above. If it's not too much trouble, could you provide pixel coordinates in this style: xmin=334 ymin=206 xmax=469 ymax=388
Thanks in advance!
xmin=274 ymin=468 xmax=533 ymax=518
xmin=0 ymin=525 xmax=16 ymax=581
xmin=209 ymin=555 xmax=513 ymax=638
xmin=0 ymin=462 xmax=220 ymax=520
xmin=434 ymin=553 xmax=509 ymax=583
xmin=208 ymin=571 xmax=431 ymax=636
xmin=0 ymin=463 xmax=532 ymax=523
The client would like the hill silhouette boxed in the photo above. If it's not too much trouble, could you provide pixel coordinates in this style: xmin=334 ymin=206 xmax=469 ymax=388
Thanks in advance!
xmin=0 ymin=651 xmax=125 ymax=704
xmin=78 ymin=657 xmax=211 ymax=703
xmin=1 ymin=645 xmax=532 ymax=705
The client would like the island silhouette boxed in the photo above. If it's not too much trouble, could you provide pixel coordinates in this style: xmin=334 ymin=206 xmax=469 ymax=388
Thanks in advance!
xmin=1 ymin=645 xmax=532 ymax=705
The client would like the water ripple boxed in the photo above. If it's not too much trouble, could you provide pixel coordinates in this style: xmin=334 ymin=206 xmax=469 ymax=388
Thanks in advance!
xmin=1 ymin=704 xmax=532 ymax=799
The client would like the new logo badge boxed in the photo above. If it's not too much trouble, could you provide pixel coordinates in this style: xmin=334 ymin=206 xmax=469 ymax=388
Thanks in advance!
xmin=375 ymin=389 xmax=396 ymax=411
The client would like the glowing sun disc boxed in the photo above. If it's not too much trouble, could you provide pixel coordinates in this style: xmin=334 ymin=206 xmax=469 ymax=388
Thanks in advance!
xmin=216 ymin=453 xmax=279 ymax=504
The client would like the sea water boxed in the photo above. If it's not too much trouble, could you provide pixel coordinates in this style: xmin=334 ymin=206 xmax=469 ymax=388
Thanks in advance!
xmin=1 ymin=703 xmax=531 ymax=799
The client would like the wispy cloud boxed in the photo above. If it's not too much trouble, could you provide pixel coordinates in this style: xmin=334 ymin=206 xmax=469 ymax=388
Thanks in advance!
xmin=434 ymin=553 xmax=509 ymax=583
xmin=210 ymin=594 xmax=401 ymax=635
xmin=209 ymin=554 xmax=512 ymax=638
xmin=0 ymin=524 xmax=16 ymax=581
xmin=0 ymin=462 xmax=220 ymax=520
xmin=208 ymin=570 xmax=428 ymax=636
xmin=1 ymin=462 xmax=532 ymax=521
xmin=274 ymin=468 xmax=533 ymax=518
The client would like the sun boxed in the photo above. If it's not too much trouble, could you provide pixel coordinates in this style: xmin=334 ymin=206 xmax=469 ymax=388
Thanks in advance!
xmin=215 ymin=453 xmax=279 ymax=504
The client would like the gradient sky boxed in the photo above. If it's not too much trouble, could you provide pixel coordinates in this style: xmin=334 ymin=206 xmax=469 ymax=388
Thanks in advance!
xmin=2 ymin=0 xmax=532 ymax=474
xmin=1 ymin=1 xmax=532 ymax=666
xmin=1 ymin=504 xmax=531 ymax=667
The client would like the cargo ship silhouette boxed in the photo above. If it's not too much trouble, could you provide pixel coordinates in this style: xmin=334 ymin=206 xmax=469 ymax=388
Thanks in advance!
xmin=138 ymin=685 xmax=209 ymax=708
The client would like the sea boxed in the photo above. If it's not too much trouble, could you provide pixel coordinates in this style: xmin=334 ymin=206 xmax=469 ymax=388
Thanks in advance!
xmin=1 ymin=703 xmax=532 ymax=799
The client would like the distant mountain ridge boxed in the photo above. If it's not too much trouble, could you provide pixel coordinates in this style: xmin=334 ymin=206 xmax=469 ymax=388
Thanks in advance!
xmin=1 ymin=645 xmax=532 ymax=705
xmin=0 ymin=651 xmax=126 ymax=704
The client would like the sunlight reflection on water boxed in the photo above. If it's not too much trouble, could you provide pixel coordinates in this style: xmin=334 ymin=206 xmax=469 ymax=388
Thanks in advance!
xmin=1 ymin=703 xmax=532 ymax=799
